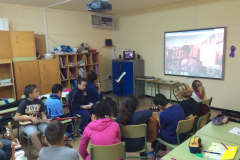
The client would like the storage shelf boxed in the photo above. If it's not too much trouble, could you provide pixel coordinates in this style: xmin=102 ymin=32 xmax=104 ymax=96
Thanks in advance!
xmin=0 ymin=84 xmax=13 ymax=88
xmin=78 ymin=65 xmax=85 ymax=67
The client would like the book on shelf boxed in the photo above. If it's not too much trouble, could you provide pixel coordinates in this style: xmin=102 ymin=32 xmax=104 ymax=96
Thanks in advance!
xmin=69 ymin=71 xmax=75 ymax=79
xmin=59 ymin=57 xmax=63 ymax=67
xmin=60 ymin=70 xmax=66 ymax=80
xmin=93 ymin=65 xmax=98 ymax=74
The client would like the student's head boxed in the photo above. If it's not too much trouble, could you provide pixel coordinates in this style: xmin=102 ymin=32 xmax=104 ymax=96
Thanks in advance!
xmin=45 ymin=121 xmax=65 ymax=146
xmin=86 ymin=70 xmax=98 ymax=83
xmin=90 ymin=101 xmax=112 ymax=121
xmin=192 ymin=80 xmax=206 ymax=99
xmin=181 ymin=45 xmax=191 ymax=58
xmin=153 ymin=93 xmax=169 ymax=110
xmin=119 ymin=95 xmax=139 ymax=125
xmin=24 ymin=85 xmax=39 ymax=99
xmin=174 ymin=83 xmax=193 ymax=100
xmin=51 ymin=84 xmax=63 ymax=98
xmin=77 ymin=76 xmax=87 ymax=91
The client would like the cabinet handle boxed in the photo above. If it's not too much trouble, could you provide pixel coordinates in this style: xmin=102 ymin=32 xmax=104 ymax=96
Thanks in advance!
xmin=15 ymin=35 xmax=18 ymax=43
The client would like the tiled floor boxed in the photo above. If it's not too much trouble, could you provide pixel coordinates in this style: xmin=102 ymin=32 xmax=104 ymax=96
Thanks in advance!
xmin=0 ymin=94 xmax=234 ymax=160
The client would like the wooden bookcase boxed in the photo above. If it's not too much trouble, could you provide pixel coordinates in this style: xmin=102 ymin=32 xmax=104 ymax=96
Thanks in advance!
xmin=0 ymin=58 xmax=16 ymax=99
xmin=56 ymin=52 xmax=100 ymax=89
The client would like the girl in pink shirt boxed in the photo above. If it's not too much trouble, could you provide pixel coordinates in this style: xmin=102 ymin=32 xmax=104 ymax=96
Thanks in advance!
xmin=79 ymin=101 xmax=121 ymax=160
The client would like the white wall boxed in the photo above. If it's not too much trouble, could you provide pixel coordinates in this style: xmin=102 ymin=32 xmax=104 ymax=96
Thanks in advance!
xmin=113 ymin=0 xmax=240 ymax=111
xmin=0 ymin=3 xmax=113 ymax=91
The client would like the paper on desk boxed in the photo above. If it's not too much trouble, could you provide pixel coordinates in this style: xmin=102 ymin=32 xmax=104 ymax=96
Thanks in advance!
xmin=228 ymin=127 xmax=240 ymax=135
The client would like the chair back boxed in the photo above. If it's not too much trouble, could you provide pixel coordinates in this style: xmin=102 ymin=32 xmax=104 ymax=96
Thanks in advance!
xmin=199 ymin=102 xmax=210 ymax=117
xmin=197 ymin=112 xmax=210 ymax=130
xmin=176 ymin=116 xmax=196 ymax=134
xmin=90 ymin=142 xmax=125 ymax=160
xmin=120 ymin=124 xmax=147 ymax=138
xmin=203 ymin=97 xmax=213 ymax=107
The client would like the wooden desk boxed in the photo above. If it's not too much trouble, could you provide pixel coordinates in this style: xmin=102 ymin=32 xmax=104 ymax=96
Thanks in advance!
xmin=135 ymin=78 xmax=179 ymax=103
xmin=0 ymin=107 xmax=18 ymax=115
xmin=168 ymin=133 xmax=240 ymax=160
xmin=197 ymin=122 xmax=240 ymax=145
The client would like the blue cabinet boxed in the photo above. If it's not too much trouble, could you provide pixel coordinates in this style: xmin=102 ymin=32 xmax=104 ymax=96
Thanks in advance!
xmin=112 ymin=60 xmax=144 ymax=97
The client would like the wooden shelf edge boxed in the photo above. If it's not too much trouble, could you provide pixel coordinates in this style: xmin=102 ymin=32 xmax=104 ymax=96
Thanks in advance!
xmin=0 ymin=84 xmax=13 ymax=88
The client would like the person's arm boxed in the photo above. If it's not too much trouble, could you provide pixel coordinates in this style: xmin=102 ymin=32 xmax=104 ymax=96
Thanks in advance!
xmin=79 ymin=128 xmax=90 ymax=160
xmin=57 ymin=101 xmax=65 ymax=116
xmin=89 ymin=85 xmax=104 ymax=101
xmin=159 ymin=112 xmax=166 ymax=130
xmin=142 ymin=109 xmax=153 ymax=123
xmin=69 ymin=90 xmax=90 ymax=109
xmin=179 ymin=102 xmax=191 ymax=118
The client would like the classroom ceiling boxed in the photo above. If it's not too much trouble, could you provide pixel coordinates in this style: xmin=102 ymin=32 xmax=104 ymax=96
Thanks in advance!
xmin=0 ymin=0 xmax=193 ymax=15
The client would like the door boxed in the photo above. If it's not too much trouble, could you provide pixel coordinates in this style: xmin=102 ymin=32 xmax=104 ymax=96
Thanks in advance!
xmin=39 ymin=59 xmax=61 ymax=94
xmin=122 ymin=61 xmax=133 ymax=96
xmin=11 ymin=31 xmax=36 ymax=59
xmin=0 ymin=31 xmax=11 ymax=58
xmin=14 ymin=61 xmax=40 ymax=99
xmin=112 ymin=60 xmax=121 ymax=96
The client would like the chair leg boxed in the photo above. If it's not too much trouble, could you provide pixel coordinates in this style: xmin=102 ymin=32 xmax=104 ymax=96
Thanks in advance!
xmin=71 ymin=121 xmax=75 ymax=141
xmin=155 ymin=141 xmax=159 ymax=159
xmin=28 ymin=137 xmax=31 ymax=160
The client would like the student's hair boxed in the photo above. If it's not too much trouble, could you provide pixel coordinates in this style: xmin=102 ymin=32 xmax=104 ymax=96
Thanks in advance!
xmin=45 ymin=121 xmax=65 ymax=145
xmin=192 ymin=80 xmax=206 ymax=99
xmin=174 ymin=83 xmax=193 ymax=99
xmin=86 ymin=70 xmax=98 ymax=83
xmin=24 ymin=85 xmax=37 ymax=98
xmin=51 ymin=84 xmax=63 ymax=94
xmin=90 ymin=101 xmax=112 ymax=119
xmin=119 ymin=95 xmax=139 ymax=125
xmin=181 ymin=45 xmax=191 ymax=54
xmin=77 ymin=76 xmax=87 ymax=85
xmin=153 ymin=93 xmax=169 ymax=106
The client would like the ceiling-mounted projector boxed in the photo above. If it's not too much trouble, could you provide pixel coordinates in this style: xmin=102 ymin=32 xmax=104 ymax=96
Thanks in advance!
xmin=87 ymin=0 xmax=112 ymax=12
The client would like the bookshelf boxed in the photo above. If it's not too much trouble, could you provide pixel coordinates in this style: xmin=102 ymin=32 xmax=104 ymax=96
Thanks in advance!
xmin=56 ymin=52 xmax=100 ymax=89
xmin=0 ymin=58 xmax=16 ymax=99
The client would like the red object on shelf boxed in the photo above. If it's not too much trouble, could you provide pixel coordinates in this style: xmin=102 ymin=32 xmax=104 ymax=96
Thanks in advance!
xmin=88 ymin=49 xmax=96 ymax=52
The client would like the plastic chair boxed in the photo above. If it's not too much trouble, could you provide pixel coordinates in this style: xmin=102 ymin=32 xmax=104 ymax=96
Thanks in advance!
xmin=65 ymin=93 xmax=82 ymax=136
xmin=120 ymin=124 xmax=149 ymax=160
xmin=196 ymin=112 xmax=210 ymax=130
xmin=90 ymin=142 xmax=126 ymax=160
xmin=203 ymin=97 xmax=213 ymax=107
xmin=156 ymin=116 xmax=197 ymax=151
xmin=20 ymin=128 xmax=42 ymax=159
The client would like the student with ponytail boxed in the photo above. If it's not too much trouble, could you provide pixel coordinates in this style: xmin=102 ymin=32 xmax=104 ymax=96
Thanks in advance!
xmin=191 ymin=80 xmax=207 ymax=102
xmin=115 ymin=95 xmax=152 ymax=157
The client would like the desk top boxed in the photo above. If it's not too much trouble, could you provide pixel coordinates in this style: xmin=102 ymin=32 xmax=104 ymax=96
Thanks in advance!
xmin=168 ymin=133 xmax=240 ymax=160
xmin=135 ymin=78 xmax=179 ymax=85
xmin=0 ymin=107 xmax=18 ymax=115
xmin=160 ymin=154 xmax=179 ymax=160
xmin=135 ymin=78 xmax=161 ymax=82
xmin=197 ymin=122 xmax=240 ymax=145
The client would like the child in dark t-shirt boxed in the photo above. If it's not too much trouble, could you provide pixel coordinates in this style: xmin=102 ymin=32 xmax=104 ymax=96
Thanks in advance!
xmin=174 ymin=83 xmax=200 ymax=119
xmin=14 ymin=85 xmax=50 ymax=152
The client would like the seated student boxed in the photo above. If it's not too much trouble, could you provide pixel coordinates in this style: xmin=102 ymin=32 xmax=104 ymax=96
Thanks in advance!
xmin=115 ymin=95 xmax=152 ymax=158
xmin=174 ymin=83 xmax=200 ymax=119
xmin=38 ymin=121 xmax=79 ymax=160
xmin=68 ymin=77 xmax=91 ymax=135
xmin=85 ymin=70 xmax=118 ymax=117
xmin=45 ymin=84 xmax=77 ymax=139
xmin=14 ymin=85 xmax=50 ymax=152
xmin=0 ymin=138 xmax=25 ymax=160
xmin=191 ymin=80 xmax=207 ymax=103
xmin=148 ymin=93 xmax=187 ymax=158
xmin=79 ymin=101 xmax=121 ymax=160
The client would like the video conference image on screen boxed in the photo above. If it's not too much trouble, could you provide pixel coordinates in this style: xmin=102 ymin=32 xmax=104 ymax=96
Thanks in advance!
xmin=164 ymin=28 xmax=225 ymax=80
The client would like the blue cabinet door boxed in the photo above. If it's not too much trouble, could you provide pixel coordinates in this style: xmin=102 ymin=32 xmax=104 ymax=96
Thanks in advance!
xmin=122 ymin=62 xmax=133 ymax=96
xmin=112 ymin=61 xmax=121 ymax=96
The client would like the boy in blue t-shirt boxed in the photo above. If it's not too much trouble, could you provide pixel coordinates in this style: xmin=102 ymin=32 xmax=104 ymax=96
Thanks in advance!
xmin=148 ymin=93 xmax=187 ymax=158
xmin=45 ymin=84 xmax=76 ymax=139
